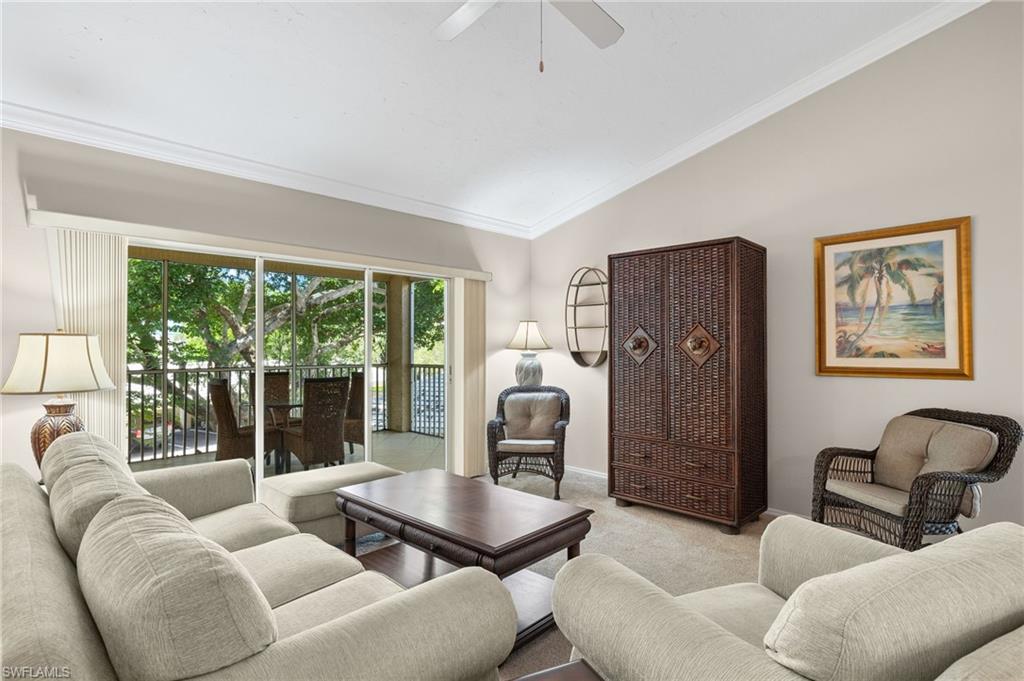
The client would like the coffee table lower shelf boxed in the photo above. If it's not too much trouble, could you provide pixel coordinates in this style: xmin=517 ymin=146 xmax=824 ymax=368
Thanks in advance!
xmin=357 ymin=542 xmax=555 ymax=650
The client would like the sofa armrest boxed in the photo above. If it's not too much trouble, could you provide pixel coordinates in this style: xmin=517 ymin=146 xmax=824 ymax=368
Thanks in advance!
xmin=134 ymin=460 xmax=254 ymax=519
xmin=758 ymin=515 xmax=904 ymax=599
xmin=553 ymin=554 xmax=803 ymax=681
xmin=196 ymin=567 xmax=517 ymax=681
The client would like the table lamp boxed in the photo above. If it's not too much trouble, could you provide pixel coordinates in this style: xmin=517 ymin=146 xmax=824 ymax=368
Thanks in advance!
xmin=506 ymin=321 xmax=551 ymax=386
xmin=1 ymin=333 xmax=115 ymax=467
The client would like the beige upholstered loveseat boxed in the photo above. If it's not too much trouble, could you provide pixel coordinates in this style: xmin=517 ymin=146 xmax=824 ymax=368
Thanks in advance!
xmin=553 ymin=515 xmax=1023 ymax=681
xmin=1 ymin=432 xmax=517 ymax=681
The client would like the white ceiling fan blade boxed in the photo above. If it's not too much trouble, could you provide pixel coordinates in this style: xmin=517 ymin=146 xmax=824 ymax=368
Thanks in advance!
xmin=433 ymin=1 xmax=500 ymax=41
xmin=550 ymin=0 xmax=624 ymax=49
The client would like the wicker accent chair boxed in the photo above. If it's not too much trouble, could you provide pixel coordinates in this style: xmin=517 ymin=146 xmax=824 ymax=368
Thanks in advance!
xmin=343 ymin=372 xmax=365 ymax=456
xmin=209 ymin=379 xmax=277 ymax=462
xmin=488 ymin=386 xmax=569 ymax=499
xmin=812 ymin=408 xmax=1021 ymax=551
xmin=248 ymin=371 xmax=294 ymax=428
xmin=282 ymin=377 xmax=350 ymax=470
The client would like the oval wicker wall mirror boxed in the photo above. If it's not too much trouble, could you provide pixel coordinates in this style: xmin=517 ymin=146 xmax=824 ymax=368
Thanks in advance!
xmin=564 ymin=267 xmax=609 ymax=367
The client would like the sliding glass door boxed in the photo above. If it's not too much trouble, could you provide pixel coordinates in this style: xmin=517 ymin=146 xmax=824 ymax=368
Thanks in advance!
xmin=126 ymin=246 xmax=450 ymax=478
xmin=368 ymin=272 xmax=448 ymax=473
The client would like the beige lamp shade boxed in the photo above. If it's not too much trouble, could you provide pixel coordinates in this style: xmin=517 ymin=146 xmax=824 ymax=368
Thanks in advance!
xmin=1 ymin=333 xmax=115 ymax=394
xmin=506 ymin=321 xmax=552 ymax=351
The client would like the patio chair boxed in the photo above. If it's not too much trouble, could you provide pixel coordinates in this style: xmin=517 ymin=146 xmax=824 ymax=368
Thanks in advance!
xmin=283 ymin=376 xmax=350 ymax=469
xmin=812 ymin=407 xmax=1021 ymax=550
xmin=343 ymin=372 xmax=365 ymax=456
xmin=487 ymin=385 xmax=570 ymax=499
xmin=209 ymin=378 xmax=277 ymax=462
xmin=248 ymin=371 xmax=295 ymax=428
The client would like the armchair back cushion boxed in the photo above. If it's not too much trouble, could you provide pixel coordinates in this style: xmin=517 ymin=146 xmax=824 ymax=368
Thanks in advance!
xmin=43 ymin=432 xmax=148 ymax=561
xmin=763 ymin=522 xmax=1024 ymax=681
xmin=78 ymin=494 xmax=276 ymax=681
xmin=875 ymin=416 xmax=998 ymax=491
xmin=504 ymin=393 xmax=561 ymax=439
xmin=40 ymin=430 xmax=132 ymax=487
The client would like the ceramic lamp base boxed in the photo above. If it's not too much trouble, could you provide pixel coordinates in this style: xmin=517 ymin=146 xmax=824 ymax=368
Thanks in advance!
xmin=515 ymin=352 xmax=544 ymax=386
xmin=31 ymin=398 xmax=85 ymax=468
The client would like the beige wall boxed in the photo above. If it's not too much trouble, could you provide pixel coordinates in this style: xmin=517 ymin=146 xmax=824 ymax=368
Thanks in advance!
xmin=530 ymin=3 xmax=1024 ymax=524
xmin=1 ymin=129 xmax=531 ymax=474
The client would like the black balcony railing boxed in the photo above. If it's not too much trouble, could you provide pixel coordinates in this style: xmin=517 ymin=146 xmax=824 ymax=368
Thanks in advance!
xmin=410 ymin=364 xmax=446 ymax=438
xmin=127 ymin=364 xmax=388 ymax=463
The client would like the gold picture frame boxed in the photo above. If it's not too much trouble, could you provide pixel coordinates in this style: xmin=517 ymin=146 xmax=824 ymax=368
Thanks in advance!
xmin=814 ymin=216 xmax=972 ymax=380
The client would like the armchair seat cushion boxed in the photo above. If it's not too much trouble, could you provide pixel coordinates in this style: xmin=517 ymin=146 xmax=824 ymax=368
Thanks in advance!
xmin=193 ymin=502 xmax=299 ymax=551
xmin=272 ymin=571 xmax=404 ymax=639
xmin=825 ymin=479 xmax=909 ymax=517
xmin=497 ymin=438 xmax=557 ymax=454
xmin=675 ymin=583 xmax=786 ymax=648
xmin=232 ymin=533 xmax=365 ymax=607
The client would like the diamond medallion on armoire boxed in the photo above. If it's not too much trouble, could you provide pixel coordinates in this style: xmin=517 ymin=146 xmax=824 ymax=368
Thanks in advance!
xmin=622 ymin=325 xmax=657 ymax=366
xmin=678 ymin=323 xmax=720 ymax=368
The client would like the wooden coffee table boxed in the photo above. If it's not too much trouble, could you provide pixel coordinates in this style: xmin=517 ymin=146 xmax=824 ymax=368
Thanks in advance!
xmin=335 ymin=468 xmax=593 ymax=649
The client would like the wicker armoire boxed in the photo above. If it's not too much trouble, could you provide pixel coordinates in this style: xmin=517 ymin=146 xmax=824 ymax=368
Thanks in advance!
xmin=608 ymin=237 xmax=767 ymax=534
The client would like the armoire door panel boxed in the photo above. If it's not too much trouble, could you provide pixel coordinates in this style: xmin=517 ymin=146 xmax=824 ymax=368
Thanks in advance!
xmin=666 ymin=243 xmax=733 ymax=448
xmin=610 ymin=253 xmax=666 ymax=439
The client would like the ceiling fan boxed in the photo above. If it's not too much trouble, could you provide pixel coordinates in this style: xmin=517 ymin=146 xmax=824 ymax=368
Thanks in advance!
xmin=434 ymin=1 xmax=624 ymax=53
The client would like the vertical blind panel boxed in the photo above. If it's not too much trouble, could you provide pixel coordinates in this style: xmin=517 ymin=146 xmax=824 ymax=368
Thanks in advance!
xmin=56 ymin=229 xmax=129 ymax=454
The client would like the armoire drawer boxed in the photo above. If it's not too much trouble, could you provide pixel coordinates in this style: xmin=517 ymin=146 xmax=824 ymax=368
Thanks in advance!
xmin=612 ymin=466 xmax=734 ymax=520
xmin=611 ymin=438 xmax=734 ymax=485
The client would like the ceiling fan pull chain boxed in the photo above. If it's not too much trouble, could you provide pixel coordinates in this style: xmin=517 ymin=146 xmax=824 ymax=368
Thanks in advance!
xmin=539 ymin=0 xmax=544 ymax=73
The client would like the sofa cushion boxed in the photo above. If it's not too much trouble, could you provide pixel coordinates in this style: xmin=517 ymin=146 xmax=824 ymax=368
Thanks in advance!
xmin=272 ymin=570 xmax=404 ymax=639
xmin=48 ymin=456 xmax=148 ymax=561
xmin=935 ymin=626 xmax=1024 ymax=681
xmin=920 ymin=422 xmax=999 ymax=477
xmin=232 ymin=533 xmax=364 ymax=607
xmin=676 ymin=583 xmax=786 ymax=648
xmin=824 ymin=479 xmax=909 ymax=516
xmin=40 ymin=431 xmax=131 ymax=488
xmin=192 ymin=502 xmax=299 ymax=551
xmin=874 ymin=415 xmax=945 ymax=491
xmin=497 ymin=438 xmax=557 ymax=454
xmin=260 ymin=462 xmax=402 ymax=524
xmin=504 ymin=393 xmax=562 ymax=439
xmin=1 ymin=464 xmax=118 ymax=681
xmin=764 ymin=522 xmax=1024 ymax=681
xmin=78 ymin=495 xmax=276 ymax=681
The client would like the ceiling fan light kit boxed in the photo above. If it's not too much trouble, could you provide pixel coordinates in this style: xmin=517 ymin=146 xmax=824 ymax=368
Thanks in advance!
xmin=435 ymin=0 xmax=623 ymax=72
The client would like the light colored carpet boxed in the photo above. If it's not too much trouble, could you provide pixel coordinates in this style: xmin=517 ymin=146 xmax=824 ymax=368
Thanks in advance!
xmin=495 ymin=470 xmax=772 ymax=680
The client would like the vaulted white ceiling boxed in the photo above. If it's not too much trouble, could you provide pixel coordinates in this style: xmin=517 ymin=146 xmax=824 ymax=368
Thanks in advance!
xmin=1 ymin=2 xmax=979 ymax=238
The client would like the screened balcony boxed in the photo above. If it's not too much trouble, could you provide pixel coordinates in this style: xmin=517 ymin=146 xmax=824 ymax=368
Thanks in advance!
xmin=126 ymin=248 xmax=446 ymax=476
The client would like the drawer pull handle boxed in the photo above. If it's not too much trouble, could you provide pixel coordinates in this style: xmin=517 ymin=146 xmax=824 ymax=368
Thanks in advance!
xmin=631 ymin=483 xmax=648 ymax=490
xmin=683 ymin=494 xmax=704 ymax=501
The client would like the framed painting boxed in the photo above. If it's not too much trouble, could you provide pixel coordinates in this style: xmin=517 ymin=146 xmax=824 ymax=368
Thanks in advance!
xmin=814 ymin=216 xmax=972 ymax=379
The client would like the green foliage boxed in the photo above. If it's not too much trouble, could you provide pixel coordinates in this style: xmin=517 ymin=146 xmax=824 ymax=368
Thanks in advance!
xmin=412 ymin=279 xmax=445 ymax=362
xmin=128 ymin=258 xmax=390 ymax=369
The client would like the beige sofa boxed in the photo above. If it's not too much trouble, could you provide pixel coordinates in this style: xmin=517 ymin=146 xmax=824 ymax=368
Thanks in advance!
xmin=553 ymin=515 xmax=1024 ymax=681
xmin=1 ymin=432 xmax=517 ymax=681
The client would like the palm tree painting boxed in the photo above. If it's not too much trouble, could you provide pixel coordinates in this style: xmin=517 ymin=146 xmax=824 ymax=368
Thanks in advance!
xmin=816 ymin=217 xmax=972 ymax=379
xmin=833 ymin=241 xmax=945 ymax=359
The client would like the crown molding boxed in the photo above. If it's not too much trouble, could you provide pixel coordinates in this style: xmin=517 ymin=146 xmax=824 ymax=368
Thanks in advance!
xmin=0 ymin=103 xmax=534 ymax=239
xmin=1 ymin=1 xmax=984 ymax=242
xmin=529 ymin=0 xmax=987 ymax=238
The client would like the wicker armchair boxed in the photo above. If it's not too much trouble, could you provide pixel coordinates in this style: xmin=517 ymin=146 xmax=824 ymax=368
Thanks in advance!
xmin=812 ymin=408 xmax=1021 ymax=551
xmin=487 ymin=385 xmax=569 ymax=499
xmin=343 ymin=372 xmax=365 ymax=456
xmin=209 ymin=379 xmax=277 ymax=462
xmin=282 ymin=377 xmax=350 ymax=470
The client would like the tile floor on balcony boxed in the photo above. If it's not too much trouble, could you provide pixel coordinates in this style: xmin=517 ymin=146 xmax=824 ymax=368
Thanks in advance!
xmin=129 ymin=430 xmax=445 ymax=476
